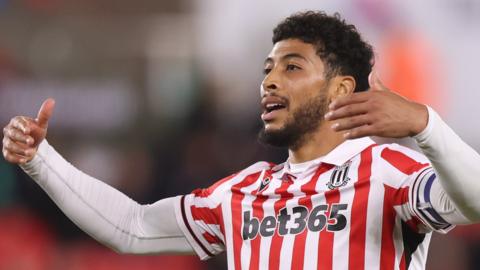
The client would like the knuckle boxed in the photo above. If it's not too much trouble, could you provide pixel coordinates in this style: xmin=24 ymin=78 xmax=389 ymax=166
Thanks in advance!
xmin=377 ymin=124 xmax=386 ymax=133
xmin=348 ymin=117 xmax=356 ymax=126
xmin=355 ymin=127 xmax=366 ymax=136
xmin=369 ymin=113 xmax=379 ymax=123
xmin=12 ymin=129 xmax=22 ymax=138
xmin=6 ymin=128 xmax=13 ymax=138
xmin=370 ymin=123 xmax=381 ymax=133
xmin=359 ymin=117 xmax=367 ymax=126
xmin=13 ymin=116 xmax=22 ymax=124
xmin=9 ymin=130 xmax=17 ymax=139
xmin=360 ymin=102 xmax=370 ymax=112
xmin=11 ymin=120 xmax=20 ymax=129
xmin=362 ymin=115 xmax=372 ymax=124
xmin=26 ymin=150 xmax=35 ymax=159
xmin=5 ymin=155 xmax=15 ymax=163
xmin=349 ymin=116 xmax=360 ymax=127
xmin=364 ymin=97 xmax=373 ymax=106
xmin=345 ymin=106 xmax=353 ymax=115
xmin=2 ymin=150 xmax=10 ymax=160
xmin=369 ymin=101 xmax=380 ymax=110
xmin=349 ymin=129 xmax=359 ymax=137
xmin=4 ymin=139 xmax=12 ymax=149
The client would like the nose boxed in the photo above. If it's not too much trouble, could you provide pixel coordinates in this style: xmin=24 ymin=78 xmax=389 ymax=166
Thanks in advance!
xmin=261 ymin=71 xmax=279 ymax=96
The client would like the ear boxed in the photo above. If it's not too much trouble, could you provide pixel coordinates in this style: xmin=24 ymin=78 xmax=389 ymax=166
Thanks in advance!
xmin=330 ymin=75 xmax=355 ymax=98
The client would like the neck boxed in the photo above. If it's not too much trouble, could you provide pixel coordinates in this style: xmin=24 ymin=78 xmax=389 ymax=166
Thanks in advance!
xmin=288 ymin=121 xmax=345 ymax=163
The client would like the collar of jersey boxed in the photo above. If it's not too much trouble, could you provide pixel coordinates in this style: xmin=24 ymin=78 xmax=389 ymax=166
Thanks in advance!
xmin=274 ymin=136 xmax=376 ymax=175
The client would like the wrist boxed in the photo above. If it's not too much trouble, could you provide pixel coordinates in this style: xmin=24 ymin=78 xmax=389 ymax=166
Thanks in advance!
xmin=409 ymin=103 xmax=429 ymax=136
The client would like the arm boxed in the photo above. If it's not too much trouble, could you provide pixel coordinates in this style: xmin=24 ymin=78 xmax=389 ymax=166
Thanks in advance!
xmin=414 ymin=107 xmax=480 ymax=223
xmin=21 ymin=140 xmax=194 ymax=254
xmin=326 ymin=70 xmax=480 ymax=224
xmin=2 ymin=99 xmax=193 ymax=254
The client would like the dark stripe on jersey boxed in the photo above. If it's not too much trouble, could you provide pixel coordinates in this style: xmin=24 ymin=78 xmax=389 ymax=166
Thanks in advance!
xmin=423 ymin=174 xmax=436 ymax=203
xmin=413 ymin=172 xmax=450 ymax=229
xmin=422 ymin=174 xmax=449 ymax=225
xmin=401 ymin=220 xmax=426 ymax=269
xmin=180 ymin=195 xmax=214 ymax=257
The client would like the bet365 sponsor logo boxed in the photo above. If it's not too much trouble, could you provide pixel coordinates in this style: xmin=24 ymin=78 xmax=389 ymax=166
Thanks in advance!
xmin=242 ymin=203 xmax=348 ymax=240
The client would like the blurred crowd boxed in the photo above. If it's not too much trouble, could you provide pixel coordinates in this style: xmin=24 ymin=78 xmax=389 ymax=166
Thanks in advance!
xmin=1 ymin=0 xmax=480 ymax=269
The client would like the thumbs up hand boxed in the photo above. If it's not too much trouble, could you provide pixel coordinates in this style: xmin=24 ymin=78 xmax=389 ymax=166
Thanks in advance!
xmin=2 ymin=98 xmax=56 ymax=164
xmin=324 ymin=70 xmax=428 ymax=139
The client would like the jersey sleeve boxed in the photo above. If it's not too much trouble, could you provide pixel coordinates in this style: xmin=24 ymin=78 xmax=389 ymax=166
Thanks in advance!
xmin=407 ymin=167 xmax=454 ymax=233
xmin=377 ymin=144 xmax=454 ymax=234
xmin=173 ymin=174 xmax=236 ymax=260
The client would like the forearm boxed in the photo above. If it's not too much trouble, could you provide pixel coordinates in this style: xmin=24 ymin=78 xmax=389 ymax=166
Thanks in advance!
xmin=20 ymin=140 xmax=193 ymax=254
xmin=415 ymin=107 xmax=480 ymax=222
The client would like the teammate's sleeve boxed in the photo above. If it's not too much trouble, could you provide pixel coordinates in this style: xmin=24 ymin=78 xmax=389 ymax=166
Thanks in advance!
xmin=20 ymin=140 xmax=194 ymax=254
xmin=174 ymin=175 xmax=235 ymax=260
xmin=413 ymin=106 xmax=480 ymax=223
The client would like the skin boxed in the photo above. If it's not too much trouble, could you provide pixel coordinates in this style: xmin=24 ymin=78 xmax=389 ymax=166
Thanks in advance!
xmin=326 ymin=69 xmax=429 ymax=139
xmin=2 ymin=98 xmax=55 ymax=164
xmin=261 ymin=39 xmax=356 ymax=163
xmin=2 ymin=38 xmax=428 ymax=166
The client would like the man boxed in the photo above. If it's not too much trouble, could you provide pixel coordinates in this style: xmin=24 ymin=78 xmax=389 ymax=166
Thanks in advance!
xmin=2 ymin=11 xmax=480 ymax=270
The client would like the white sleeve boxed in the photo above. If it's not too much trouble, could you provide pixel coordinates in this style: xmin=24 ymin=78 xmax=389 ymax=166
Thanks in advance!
xmin=20 ymin=140 xmax=194 ymax=254
xmin=414 ymin=106 xmax=480 ymax=223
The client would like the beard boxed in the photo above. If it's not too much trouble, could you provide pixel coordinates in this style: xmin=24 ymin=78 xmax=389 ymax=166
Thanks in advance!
xmin=258 ymin=90 xmax=329 ymax=150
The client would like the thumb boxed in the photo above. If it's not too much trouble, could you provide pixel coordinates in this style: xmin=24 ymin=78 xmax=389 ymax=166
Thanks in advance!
xmin=368 ymin=69 xmax=388 ymax=91
xmin=36 ymin=98 xmax=56 ymax=128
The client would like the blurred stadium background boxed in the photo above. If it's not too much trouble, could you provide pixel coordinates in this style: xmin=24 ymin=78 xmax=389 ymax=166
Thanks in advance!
xmin=0 ymin=0 xmax=479 ymax=269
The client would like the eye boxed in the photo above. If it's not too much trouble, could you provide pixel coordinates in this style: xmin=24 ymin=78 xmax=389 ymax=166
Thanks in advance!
xmin=286 ymin=64 xmax=300 ymax=71
xmin=263 ymin=68 xmax=272 ymax=75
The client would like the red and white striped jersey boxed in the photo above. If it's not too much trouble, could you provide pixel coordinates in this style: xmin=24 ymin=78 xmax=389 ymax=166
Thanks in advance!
xmin=174 ymin=137 xmax=453 ymax=270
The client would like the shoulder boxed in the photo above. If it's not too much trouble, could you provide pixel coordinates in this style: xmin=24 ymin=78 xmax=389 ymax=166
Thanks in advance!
xmin=371 ymin=142 xmax=430 ymax=165
xmin=191 ymin=161 xmax=274 ymax=201
xmin=238 ymin=161 xmax=274 ymax=176
xmin=369 ymin=142 xmax=431 ymax=187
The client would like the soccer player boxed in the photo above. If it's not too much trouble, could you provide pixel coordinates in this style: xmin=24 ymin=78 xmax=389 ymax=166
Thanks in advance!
xmin=2 ymin=11 xmax=480 ymax=270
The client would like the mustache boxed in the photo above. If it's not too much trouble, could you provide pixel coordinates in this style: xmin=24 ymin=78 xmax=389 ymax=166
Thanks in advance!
xmin=262 ymin=93 xmax=290 ymax=107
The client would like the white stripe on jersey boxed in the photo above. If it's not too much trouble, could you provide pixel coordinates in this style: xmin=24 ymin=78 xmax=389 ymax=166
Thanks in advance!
xmin=303 ymin=222 xmax=320 ymax=269
xmin=258 ymin=177 xmax=283 ymax=269
xmin=331 ymin=158 xmax=358 ymax=270
xmin=239 ymin=170 xmax=266 ymax=270
xmin=364 ymin=173 xmax=384 ymax=270
xmin=278 ymin=172 xmax=313 ymax=270
xmin=223 ymin=188 xmax=235 ymax=269
xmin=393 ymin=216 xmax=404 ymax=270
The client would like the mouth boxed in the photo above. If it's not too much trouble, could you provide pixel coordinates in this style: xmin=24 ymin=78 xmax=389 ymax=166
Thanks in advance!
xmin=261 ymin=96 xmax=288 ymax=121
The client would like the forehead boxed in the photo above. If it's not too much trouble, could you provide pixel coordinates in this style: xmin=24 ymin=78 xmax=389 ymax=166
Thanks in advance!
xmin=266 ymin=38 xmax=320 ymax=63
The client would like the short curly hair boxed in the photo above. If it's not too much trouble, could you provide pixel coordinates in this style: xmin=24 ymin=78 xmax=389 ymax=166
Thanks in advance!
xmin=272 ymin=11 xmax=373 ymax=92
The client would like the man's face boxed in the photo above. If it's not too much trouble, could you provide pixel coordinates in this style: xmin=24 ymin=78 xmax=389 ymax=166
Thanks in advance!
xmin=259 ymin=38 xmax=332 ymax=149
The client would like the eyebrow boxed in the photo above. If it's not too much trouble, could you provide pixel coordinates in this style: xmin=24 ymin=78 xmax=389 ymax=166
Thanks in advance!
xmin=264 ymin=53 xmax=309 ymax=65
